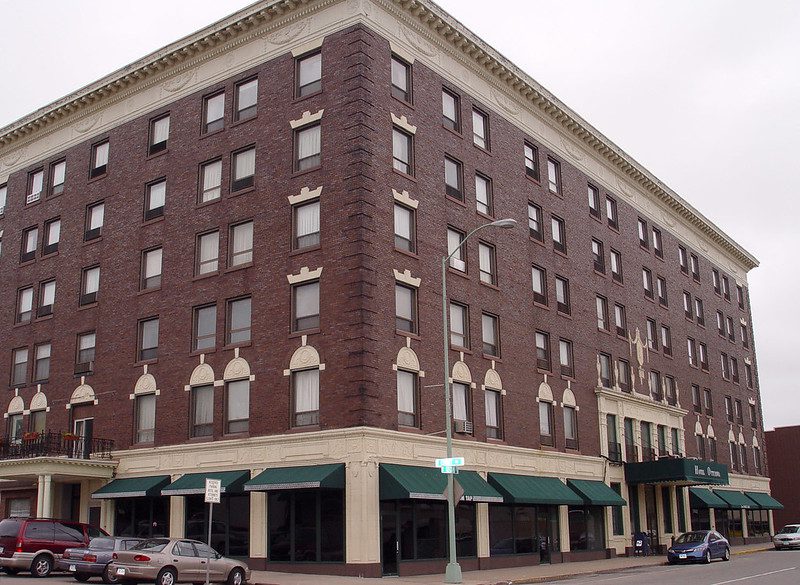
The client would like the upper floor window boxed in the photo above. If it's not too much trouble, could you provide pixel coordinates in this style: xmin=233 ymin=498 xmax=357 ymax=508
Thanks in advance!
xmin=524 ymin=142 xmax=539 ymax=180
xmin=687 ymin=337 xmax=697 ymax=367
xmin=652 ymin=227 xmax=663 ymax=258
xmin=606 ymin=196 xmax=618 ymax=229
xmin=447 ymin=228 xmax=466 ymax=272
xmin=199 ymin=159 xmax=222 ymax=203
xmin=661 ymin=325 xmax=672 ymax=356
xmin=230 ymin=221 xmax=253 ymax=266
xmin=712 ymin=269 xmax=721 ymax=295
xmin=27 ymin=169 xmax=44 ymax=204
xmin=646 ymin=318 xmax=658 ymax=351
xmin=531 ymin=265 xmax=547 ymax=305
xmin=614 ymin=303 xmax=626 ymax=337
xmin=444 ymin=156 xmax=463 ymax=200
xmin=695 ymin=297 xmax=705 ymax=326
xmin=637 ymin=218 xmax=648 ymax=248
xmin=528 ymin=203 xmax=543 ymax=241
xmin=591 ymin=239 xmax=605 ymax=273
xmin=149 ymin=115 xmax=170 ymax=155
xmin=472 ymin=108 xmax=489 ymax=149
xmin=397 ymin=369 xmax=418 ymax=427
xmin=225 ymin=379 xmax=250 ymax=434
xmin=294 ymin=200 xmax=320 ymax=250
xmin=17 ymin=287 xmax=34 ymax=323
xmin=232 ymin=147 xmax=256 ymax=191
xmin=690 ymin=254 xmax=700 ymax=281
xmin=559 ymin=338 xmax=574 ymax=377
xmin=138 ymin=318 xmax=159 ymax=361
xmin=478 ymin=242 xmax=496 ymax=285
xmin=741 ymin=323 xmax=750 ymax=348
xmin=293 ymin=368 xmax=320 ymax=426
xmin=535 ymin=331 xmax=551 ymax=371
xmin=296 ymin=51 xmax=322 ymax=97
xmin=482 ymin=312 xmax=500 ymax=357
xmin=475 ymin=173 xmax=493 ymax=216
xmin=683 ymin=291 xmax=693 ymax=319
xmin=678 ymin=246 xmax=688 ymax=274
xmin=555 ymin=276 xmax=571 ymax=315
xmin=12 ymin=347 xmax=28 ymax=386
xmin=145 ymin=179 xmax=166 ymax=220
xmin=390 ymin=56 xmax=411 ymax=102
xmin=295 ymin=124 xmax=321 ymax=171
xmin=81 ymin=266 xmax=100 ymax=305
xmin=193 ymin=305 xmax=217 ymax=351
xmin=34 ymin=342 xmax=51 ymax=382
xmin=596 ymin=295 xmax=609 ymax=331
xmin=43 ymin=218 xmax=60 ymax=255
xmin=551 ymin=216 xmax=566 ymax=254
xmin=598 ymin=353 xmax=612 ymax=388
xmin=657 ymin=275 xmax=668 ymax=306
xmin=587 ymin=184 xmax=600 ymax=218
xmin=394 ymin=283 xmax=416 ymax=334
xmin=721 ymin=352 xmax=730 ymax=380
xmin=699 ymin=342 xmax=709 ymax=370
xmin=38 ymin=280 xmax=56 ymax=317
xmin=745 ymin=363 xmax=754 ymax=388
xmin=191 ymin=385 xmax=214 ymax=437
xmin=50 ymin=160 xmax=66 ymax=196
xmin=203 ymin=92 xmax=225 ymax=133
xmin=135 ymin=393 xmax=156 ymax=443
xmin=76 ymin=332 xmax=96 ymax=373
xmin=452 ymin=382 xmax=472 ymax=428
xmin=394 ymin=203 xmax=415 ymax=253
xmin=235 ymin=78 xmax=258 ymax=122
xmin=0 ymin=183 xmax=7 ymax=214
xmin=392 ymin=128 xmax=413 ymax=175
xmin=642 ymin=267 xmax=654 ymax=299
xmin=21 ymin=226 xmax=38 ymax=262
xmin=721 ymin=275 xmax=731 ymax=301
xmin=486 ymin=389 xmax=502 ymax=440
xmin=726 ymin=316 xmax=735 ymax=342
xmin=196 ymin=231 xmax=220 ymax=276
xmin=141 ymin=247 xmax=163 ymax=290
xmin=449 ymin=302 xmax=468 ymax=349
xmin=610 ymin=249 xmax=623 ymax=282
xmin=91 ymin=141 xmax=109 ymax=178
xmin=85 ymin=202 xmax=104 ymax=241
xmin=539 ymin=400 xmax=554 ymax=445
xmin=293 ymin=281 xmax=320 ymax=332
xmin=547 ymin=158 xmax=561 ymax=194
xmin=737 ymin=285 xmax=745 ymax=309
xmin=442 ymin=89 xmax=460 ymax=132
xmin=227 ymin=297 xmax=252 ymax=345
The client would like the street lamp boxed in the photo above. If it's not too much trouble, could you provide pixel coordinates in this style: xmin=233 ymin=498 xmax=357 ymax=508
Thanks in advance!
xmin=441 ymin=218 xmax=517 ymax=584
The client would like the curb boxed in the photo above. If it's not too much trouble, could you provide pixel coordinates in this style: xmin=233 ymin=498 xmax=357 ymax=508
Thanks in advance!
xmin=732 ymin=546 xmax=771 ymax=556
xmin=500 ymin=560 xmax=666 ymax=585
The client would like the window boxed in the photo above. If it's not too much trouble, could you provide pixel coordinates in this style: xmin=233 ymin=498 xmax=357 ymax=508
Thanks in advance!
xmin=199 ymin=159 xmax=222 ymax=203
xmin=397 ymin=370 xmax=418 ymax=426
xmin=649 ymin=370 xmax=662 ymax=401
xmin=722 ymin=275 xmax=730 ymax=301
xmin=737 ymin=285 xmax=745 ymax=310
xmin=745 ymin=362 xmax=754 ymax=388
xmin=618 ymin=359 xmax=631 ymax=393
xmin=678 ymin=246 xmax=688 ymax=274
xmin=295 ymin=124 xmax=321 ymax=171
xmin=591 ymin=239 xmax=604 ymax=273
xmin=646 ymin=319 xmax=658 ymax=350
xmin=478 ymin=242 xmax=496 ymax=285
xmin=708 ymin=436 xmax=717 ymax=461
xmin=704 ymin=388 xmax=713 ymax=415
xmin=203 ymin=92 xmax=225 ymax=133
xmin=229 ymin=221 xmax=254 ymax=267
xmin=735 ymin=399 xmax=743 ymax=424
xmin=555 ymin=276 xmax=570 ymax=314
xmin=535 ymin=331 xmax=550 ymax=370
xmin=656 ymin=276 xmax=668 ymax=306
xmin=741 ymin=323 xmax=749 ymax=348
xmin=726 ymin=316 xmax=735 ymax=342
xmin=485 ymin=389 xmax=502 ymax=439
xmin=450 ymin=302 xmax=469 ymax=349
xmin=539 ymin=400 xmax=554 ymax=445
xmin=196 ymin=231 xmax=219 ymax=275
xmin=559 ymin=338 xmax=574 ymax=377
xmin=81 ymin=266 xmax=100 ymax=305
xmin=232 ymin=147 xmax=255 ymax=191
xmin=149 ymin=115 xmax=170 ymax=154
xmin=524 ymin=142 xmax=539 ymax=180
xmin=687 ymin=337 xmax=697 ymax=367
xmin=547 ymin=158 xmax=561 ymax=194
xmin=34 ymin=343 xmax=51 ymax=382
xmin=749 ymin=403 xmax=758 ymax=429
xmin=596 ymin=295 xmax=609 ymax=330
xmin=692 ymin=385 xmax=702 ymax=413
xmin=191 ymin=385 xmax=214 ymax=437
xmin=452 ymin=382 xmax=472 ymax=427
xmin=472 ymin=108 xmax=489 ymax=149
xmin=225 ymin=379 xmax=250 ymax=433
xmin=528 ymin=202 xmax=543 ymax=241
xmin=12 ymin=348 xmax=28 ymax=386
xmin=293 ymin=200 xmax=320 ymax=250
xmin=712 ymin=269 xmax=721 ymax=295
xmin=38 ymin=280 xmax=55 ymax=317
xmin=728 ymin=441 xmax=738 ymax=471
xmin=141 ymin=248 xmax=163 ymax=290
xmin=43 ymin=218 xmax=60 ymax=254
xmin=564 ymin=406 xmax=578 ymax=449
xmin=442 ymin=88 xmax=460 ymax=131
xmin=234 ymin=78 xmax=258 ymax=121
xmin=475 ymin=173 xmax=493 ymax=216
xmin=725 ymin=396 xmax=733 ymax=423
xmin=696 ymin=434 xmax=706 ymax=460
xmin=444 ymin=156 xmax=463 ymax=200
xmin=637 ymin=218 xmax=648 ymax=248
xmin=614 ymin=303 xmax=626 ymax=337
xmin=652 ymin=227 xmax=663 ymax=258
xmin=390 ymin=56 xmax=411 ymax=102
xmin=226 ymin=297 xmax=251 ymax=344
xmin=754 ymin=447 xmax=762 ymax=475
xmin=0 ymin=183 xmax=6 ymax=214
xmin=665 ymin=376 xmax=676 ymax=405
xmin=699 ymin=342 xmax=709 ymax=370
xmin=394 ymin=203 xmax=415 ymax=253
xmin=642 ymin=267 xmax=653 ymax=299
xmin=135 ymin=394 xmax=156 ymax=443
xmin=392 ymin=127 xmax=413 ymax=175
xmin=551 ymin=216 xmax=566 ymax=253
xmin=587 ymin=184 xmax=600 ymax=218
xmin=598 ymin=353 xmax=612 ymax=387
xmin=294 ymin=281 xmax=321 ymax=332
xmin=90 ymin=141 xmax=109 ymax=177
xmin=531 ymin=265 xmax=547 ymax=305
xmin=27 ymin=169 xmax=44 ymax=203
xmin=690 ymin=254 xmax=700 ymax=281
xmin=482 ymin=313 xmax=499 ymax=357
xmin=50 ymin=160 xmax=66 ymax=196
xmin=716 ymin=310 xmax=725 ymax=335
xmin=606 ymin=196 xmax=618 ymax=229
xmin=21 ymin=226 xmax=38 ymax=262
xmin=76 ymin=332 xmax=96 ymax=372
xmin=85 ymin=202 xmax=104 ymax=240
xmin=296 ymin=51 xmax=322 ymax=97
xmin=16 ymin=287 xmax=33 ymax=323
xmin=138 ymin=318 xmax=159 ymax=361
xmin=695 ymin=298 xmax=705 ymax=326
xmin=731 ymin=357 xmax=740 ymax=383
xmin=193 ymin=305 xmax=217 ymax=351
xmin=610 ymin=249 xmax=623 ymax=283
xmin=447 ymin=228 xmax=466 ymax=271
xmin=145 ymin=179 xmax=166 ymax=220
xmin=292 ymin=368 xmax=319 ymax=427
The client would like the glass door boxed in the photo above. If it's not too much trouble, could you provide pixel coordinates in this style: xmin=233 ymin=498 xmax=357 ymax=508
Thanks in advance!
xmin=380 ymin=503 xmax=399 ymax=576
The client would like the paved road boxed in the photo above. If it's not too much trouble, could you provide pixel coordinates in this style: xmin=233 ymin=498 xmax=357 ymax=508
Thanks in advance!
xmin=546 ymin=549 xmax=800 ymax=585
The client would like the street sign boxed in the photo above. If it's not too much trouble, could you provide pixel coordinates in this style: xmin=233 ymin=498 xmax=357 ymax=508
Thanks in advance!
xmin=204 ymin=478 xmax=221 ymax=504
xmin=435 ymin=457 xmax=465 ymax=468
xmin=439 ymin=466 xmax=459 ymax=474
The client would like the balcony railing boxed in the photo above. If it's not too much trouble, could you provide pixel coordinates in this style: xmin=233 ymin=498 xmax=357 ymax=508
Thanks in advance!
xmin=0 ymin=430 xmax=114 ymax=460
xmin=625 ymin=444 xmax=639 ymax=463
xmin=608 ymin=441 xmax=622 ymax=463
xmin=641 ymin=447 xmax=657 ymax=462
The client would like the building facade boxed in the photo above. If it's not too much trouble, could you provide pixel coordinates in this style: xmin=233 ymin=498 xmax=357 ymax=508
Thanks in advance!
xmin=764 ymin=426 xmax=797 ymax=529
xmin=0 ymin=0 xmax=779 ymax=577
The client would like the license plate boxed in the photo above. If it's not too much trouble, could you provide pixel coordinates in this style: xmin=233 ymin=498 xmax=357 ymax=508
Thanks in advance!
xmin=69 ymin=565 xmax=77 ymax=572
xmin=679 ymin=554 xmax=687 ymax=559
xmin=116 ymin=568 xmax=126 ymax=576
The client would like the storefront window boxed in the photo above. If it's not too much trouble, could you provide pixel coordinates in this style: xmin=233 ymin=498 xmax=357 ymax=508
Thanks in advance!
xmin=114 ymin=498 xmax=169 ymax=538
xmin=488 ymin=504 xmax=559 ymax=555
xmin=267 ymin=489 xmax=344 ymax=562
xmin=714 ymin=508 xmax=742 ymax=539
xmin=392 ymin=501 xmax=475 ymax=560
xmin=676 ymin=489 xmax=687 ymax=533
xmin=611 ymin=484 xmax=624 ymax=536
xmin=691 ymin=508 xmax=711 ymax=531
xmin=568 ymin=506 xmax=605 ymax=551
xmin=746 ymin=509 xmax=770 ymax=537
xmin=187 ymin=494 xmax=250 ymax=557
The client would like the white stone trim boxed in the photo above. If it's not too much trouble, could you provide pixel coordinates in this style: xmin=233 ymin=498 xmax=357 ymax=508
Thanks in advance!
xmin=224 ymin=354 xmax=256 ymax=382
xmin=389 ymin=41 xmax=415 ymax=64
xmin=707 ymin=424 xmax=715 ymax=438
xmin=537 ymin=381 xmax=553 ymax=403
xmin=392 ymin=189 xmax=418 ymax=209
xmin=6 ymin=392 xmax=24 ymax=415
xmin=289 ymin=109 xmax=324 ymax=129
xmin=287 ymin=186 xmax=323 ymax=205
xmin=29 ymin=388 xmax=49 ymax=411
xmin=284 ymin=338 xmax=326 ymax=374
xmin=290 ymin=36 xmax=324 ymax=57
xmin=393 ymin=268 xmax=420 ymax=288
xmin=287 ymin=266 xmax=323 ymax=284
xmin=185 ymin=357 xmax=215 ymax=391
xmin=391 ymin=113 xmax=417 ymax=134
xmin=68 ymin=378 xmax=98 ymax=408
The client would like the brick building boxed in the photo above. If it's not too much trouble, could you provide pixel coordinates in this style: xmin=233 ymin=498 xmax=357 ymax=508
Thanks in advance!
xmin=0 ymin=0 xmax=781 ymax=577
xmin=764 ymin=426 xmax=797 ymax=529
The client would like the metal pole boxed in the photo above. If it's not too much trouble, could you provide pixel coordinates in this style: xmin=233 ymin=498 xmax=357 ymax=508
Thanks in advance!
xmin=206 ymin=502 xmax=213 ymax=585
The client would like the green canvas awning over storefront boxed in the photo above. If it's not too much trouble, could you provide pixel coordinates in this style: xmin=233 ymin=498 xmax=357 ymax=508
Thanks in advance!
xmin=92 ymin=475 xmax=171 ymax=499
xmin=379 ymin=464 xmax=503 ymax=503
xmin=567 ymin=479 xmax=626 ymax=507
xmin=625 ymin=458 xmax=729 ymax=486
xmin=244 ymin=464 xmax=344 ymax=491
xmin=744 ymin=491 xmax=784 ymax=510
xmin=487 ymin=473 xmax=583 ymax=506
xmin=713 ymin=489 xmax=757 ymax=509
xmin=161 ymin=470 xmax=250 ymax=496
xmin=689 ymin=488 xmax=728 ymax=509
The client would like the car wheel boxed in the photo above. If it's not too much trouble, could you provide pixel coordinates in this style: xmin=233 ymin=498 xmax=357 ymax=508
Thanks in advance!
xmin=103 ymin=564 xmax=121 ymax=584
xmin=227 ymin=567 xmax=245 ymax=585
xmin=156 ymin=567 xmax=177 ymax=585
xmin=75 ymin=573 xmax=92 ymax=582
xmin=723 ymin=547 xmax=731 ymax=561
xmin=704 ymin=549 xmax=712 ymax=564
xmin=31 ymin=554 xmax=54 ymax=578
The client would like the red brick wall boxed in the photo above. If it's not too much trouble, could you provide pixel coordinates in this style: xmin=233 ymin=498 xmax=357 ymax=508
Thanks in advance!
xmin=765 ymin=427 xmax=800 ymax=528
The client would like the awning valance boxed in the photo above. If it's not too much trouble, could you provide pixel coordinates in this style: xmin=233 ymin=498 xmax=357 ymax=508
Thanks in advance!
xmin=567 ymin=479 xmax=626 ymax=507
xmin=245 ymin=464 xmax=344 ymax=491
xmin=487 ymin=473 xmax=583 ymax=506
xmin=379 ymin=464 xmax=502 ymax=503
xmin=744 ymin=491 xmax=784 ymax=510
xmin=689 ymin=488 xmax=729 ymax=509
xmin=714 ymin=489 xmax=757 ymax=509
xmin=625 ymin=458 xmax=728 ymax=486
xmin=92 ymin=475 xmax=171 ymax=499
xmin=161 ymin=470 xmax=250 ymax=496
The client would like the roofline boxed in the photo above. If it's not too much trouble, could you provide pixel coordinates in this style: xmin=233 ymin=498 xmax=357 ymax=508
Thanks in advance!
xmin=0 ymin=0 xmax=758 ymax=270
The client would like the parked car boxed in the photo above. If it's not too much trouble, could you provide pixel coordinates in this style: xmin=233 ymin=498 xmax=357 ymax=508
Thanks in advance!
xmin=56 ymin=536 xmax=144 ymax=582
xmin=109 ymin=538 xmax=250 ymax=585
xmin=773 ymin=524 xmax=800 ymax=549
xmin=667 ymin=530 xmax=731 ymax=564
xmin=0 ymin=517 xmax=108 ymax=577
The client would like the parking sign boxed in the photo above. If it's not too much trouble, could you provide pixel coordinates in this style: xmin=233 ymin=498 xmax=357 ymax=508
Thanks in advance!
xmin=204 ymin=478 xmax=221 ymax=503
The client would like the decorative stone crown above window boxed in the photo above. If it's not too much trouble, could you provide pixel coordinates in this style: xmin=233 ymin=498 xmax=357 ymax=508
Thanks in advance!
xmin=393 ymin=338 xmax=425 ymax=377
xmin=130 ymin=364 xmax=161 ymax=400
xmin=224 ymin=348 xmax=256 ymax=381
xmin=561 ymin=387 xmax=578 ymax=410
xmin=537 ymin=379 xmax=553 ymax=403
xmin=706 ymin=424 xmax=715 ymax=438
xmin=184 ymin=354 xmax=220 ymax=391
xmin=28 ymin=388 xmax=50 ymax=414
xmin=5 ymin=390 xmax=24 ymax=417
xmin=482 ymin=364 xmax=505 ymax=395
xmin=391 ymin=113 xmax=417 ymax=134
xmin=289 ymin=109 xmax=324 ymax=129
xmin=393 ymin=189 xmax=418 ymax=209
xmin=68 ymin=377 xmax=98 ymax=408
xmin=288 ymin=186 xmax=322 ymax=205
xmin=284 ymin=335 xmax=326 ymax=375
xmin=393 ymin=268 xmax=420 ymax=288
xmin=287 ymin=266 xmax=323 ymax=284
xmin=451 ymin=358 xmax=475 ymax=388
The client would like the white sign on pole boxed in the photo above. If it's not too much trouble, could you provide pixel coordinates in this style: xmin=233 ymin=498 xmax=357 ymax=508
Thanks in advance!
xmin=435 ymin=457 xmax=465 ymax=468
xmin=204 ymin=478 xmax=222 ymax=504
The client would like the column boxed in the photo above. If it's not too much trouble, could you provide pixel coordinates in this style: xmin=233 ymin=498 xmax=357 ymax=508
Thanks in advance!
xmin=558 ymin=505 xmax=571 ymax=553
xmin=742 ymin=509 xmax=749 ymax=539
xmin=636 ymin=485 xmax=647 ymax=533
xmin=345 ymin=460 xmax=380 ymax=567
xmin=36 ymin=475 xmax=46 ymax=517
xmin=669 ymin=486 xmax=680 ymax=537
xmin=681 ymin=487 xmax=691 ymax=531
xmin=655 ymin=486 xmax=666 ymax=547
xmin=78 ymin=480 xmax=91 ymax=523
xmin=768 ymin=510 xmax=775 ymax=536
xmin=41 ymin=475 xmax=54 ymax=518
xmin=99 ymin=500 xmax=115 ymax=535
xmin=709 ymin=508 xmax=716 ymax=530
xmin=248 ymin=489 xmax=267 ymax=561
xmin=169 ymin=496 xmax=186 ymax=538
xmin=476 ymin=503 xmax=490 ymax=559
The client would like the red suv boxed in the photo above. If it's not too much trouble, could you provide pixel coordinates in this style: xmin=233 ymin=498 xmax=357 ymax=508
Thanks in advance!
xmin=0 ymin=517 xmax=107 ymax=577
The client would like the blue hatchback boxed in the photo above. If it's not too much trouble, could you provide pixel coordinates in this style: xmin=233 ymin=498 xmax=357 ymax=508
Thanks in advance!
xmin=667 ymin=530 xmax=731 ymax=564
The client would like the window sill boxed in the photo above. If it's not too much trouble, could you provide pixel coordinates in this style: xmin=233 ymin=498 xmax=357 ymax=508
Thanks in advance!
xmin=391 ymin=94 xmax=414 ymax=110
xmin=589 ymin=213 xmax=602 ymax=224
xmin=224 ymin=262 xmax=253 ymax=273
xmin=593 ymin=270 xmax=607 ymax=278
xmin=190 ymin=348 xmax=216 ymax=357
xmin=87 ymin=172 xmax=107 ymax=185
xmin=41 ymin=250 xmax=59 ymax=260
xmin=291 ymin=165 xmax=322 ymax=179
xmin=395 ymin=330 xmax=420 ymax=341
xmin=476 ymin=210 xmax=495 ymax=223
xmin=231 ymin=115 xmax=258 ymax=129
xmin=557 ymin=311 xmax=573 ymax=320
xmin=135 ymin=358 xmax=159 ymax=367
xmin=193 ymin=271 xmax=220 ymax=282
xmin=186 ymin=436 xmax=215 ymax=444
xmin=287 ymin=424 xmax=321 ymax=433
xmin=560 ymin=374 xmax=576 ymax=382
xmin=290 ymin=328 xmax=320 ymax=338
xmin=146 ymin=148 xmax=169 ymax=162
xmin=445 ymin=194 xmax=467 ymax=207
xmin=292 ymin=89 xmax=322 ymax=105
xmin=608 ymin=224 xmax=620 ymax=234
xmin=529 ymin=236 xmax=546 ymax=247
xmin=24 ymin=199 xmax=41 ymax=210
xmin=394 ymin=247 xmax=419 ymax=260
xmin=19 ymin=258 xmax=36 ymax=267
xmin=450 ymin=346 xmax=471 ymax=355
xmin=82 ymin=236 xmax=103 ymax=247
xmin=34 ymin=314 xmax=54 ymax=323
xmin=137 ymin=287 xmax=162 ymax=296
xmin=536 ymin=367 xmax=553 ymax=376
xmin=553 ymin=249 xmax=569 ymax=260
xmin=472 ymin=143 xmax=492 ymax=156
xmin=524 ymin=174 xmax=542 ymax=187
xmin=482 ymin=353 xmax=501 ymax=362
xmin=142 ymin=215 xmax=165 ymax=227
xmin=78 ymin=302 xmax=99 ymax=311
xmin=223 ymin=341 xmax=252 ymax=351
xmin=447 ymin=266 xmax=470 ymax=280
xmin=479 ymin=280 xmax=500 ymax=292
xmin=229 ymin=185 xmax=256 ymax=198
xmin=392 ymin=168 xmax=417 ymax=182
xmin=597 ymin=328 xmax=612 ymax=336
xmin=196 ymin=197 xmax=222 ymax=209
xmin=199 ymin=127 xmax=225 ymax=140
xmin=442 ymin=125 xmax=463 ymax=139
xmin=533 ymin=301 xmax=549 ymax=310
xmin=290 ymin=244 xmax=321 ymax=256
xmin=486 ymin=437 xmax=506 ymax=445
xmin=397 ymin=424 xmax=424 ymax=434
xmin=130 ymin=441 xmax=156 ymax=449
xmin=611 ymin=278 xmax=624 ymax=287
xmin=222 ymin=431 xmax=250 ymax=439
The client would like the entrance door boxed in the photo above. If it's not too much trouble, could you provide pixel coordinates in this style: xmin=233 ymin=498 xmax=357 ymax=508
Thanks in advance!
xmin=536 ymin=507 xmax=552 ymax=564
xmin=380 ymin=504 xmax=398 ymax=576
xmin=643 ymin=485 xmax=659 ymax=549
xmin=73 ymin=418 xmax=94 ymax=458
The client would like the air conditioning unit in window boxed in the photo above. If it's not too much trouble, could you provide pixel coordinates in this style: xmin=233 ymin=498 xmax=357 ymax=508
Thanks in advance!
xmin=74 ymin=361 xmax=94 ymax=375
xmin=26 ymin=192 xmax=41 ymax=204
xmin=454 ymin=420 xmax=473 ymax=434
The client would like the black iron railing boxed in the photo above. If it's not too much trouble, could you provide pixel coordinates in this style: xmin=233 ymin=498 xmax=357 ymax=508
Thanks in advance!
xmin=0 ymin=430 xmax=114 ymax=460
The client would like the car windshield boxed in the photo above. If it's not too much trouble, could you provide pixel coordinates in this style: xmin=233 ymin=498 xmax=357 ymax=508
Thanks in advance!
xmin=132 ymin=538 xmax=170 ymax=552
xmin=89 ymin=537 xmax=115 ymax=550
xmin=778 ymin=526 xmax=800 ymax=534
xmin=675 ymin=532 xmax=708 ymax=544
xmin=0 ymin=519 xmax=22 ymax=538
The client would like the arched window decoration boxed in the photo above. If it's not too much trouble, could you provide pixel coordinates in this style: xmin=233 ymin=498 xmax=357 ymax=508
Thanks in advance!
xmin=223 ymin=351 xmax=255 ymax=434
xmin=483 ymin=368 xmax=504 ymax=440
xmin=68 ymin=377 xmax=98 ymax=408
xmin=284 ymin=337 xmax=325 ymax=428
xmin=450 ymin=360 xmax=474 ymax=432
xmin=5 ymin=392 xmax=25 ymax=443
xmin=185 ymin=357 xmax=217 ymax=438
xmin=537 ymin=381 xmax=555 ymax=446
xmin=393 ymin=342 xmax=424 ymax=428
xmin=131 ymin=366 xmax=159 ymax=444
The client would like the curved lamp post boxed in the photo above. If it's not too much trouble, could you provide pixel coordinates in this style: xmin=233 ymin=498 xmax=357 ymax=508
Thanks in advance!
xmin=442 ymin=218 xmax=517 ymax=583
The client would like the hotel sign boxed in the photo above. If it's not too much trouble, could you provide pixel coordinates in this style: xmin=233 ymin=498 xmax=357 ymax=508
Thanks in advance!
xmin=625 ymin=458 xmax=729 ymax=486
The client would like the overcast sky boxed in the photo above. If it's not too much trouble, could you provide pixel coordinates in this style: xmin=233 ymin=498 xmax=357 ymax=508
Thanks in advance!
xmin=1 ymin=1 xmax=797 ymax=429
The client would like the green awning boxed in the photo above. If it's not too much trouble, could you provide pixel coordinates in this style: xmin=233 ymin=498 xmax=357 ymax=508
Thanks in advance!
xmin=245 ymin=464 xmax=344 ymax=491
xmin=92 ymin=476 xmax=171 ymax=499
xmin=487 ymin=473 xmax=583 ymax=506
xmin=161 ymin=470 xmax=250 ymax=496
xmin=379 ymin=464 xmax=503 ymax=503
xmin=625 ymin=458 xmax=729 ymax=486
xmin=689 ymin=488 xmax=729 ymax=509
xmin=567 ymin=479 xmax=626 ymax=507
xmin=714 ymin=489 xmax=756 ymax=509
xmin=744 ymin=491 xmax=784 ymax=510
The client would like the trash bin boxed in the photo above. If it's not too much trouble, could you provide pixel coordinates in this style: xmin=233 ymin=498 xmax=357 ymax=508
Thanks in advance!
xmin=633 ymin=531 xmax=650 ymax=556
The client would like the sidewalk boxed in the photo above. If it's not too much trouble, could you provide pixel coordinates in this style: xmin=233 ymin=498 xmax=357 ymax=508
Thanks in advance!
xmin=249 ymin=543 xmax=771 ymax=585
